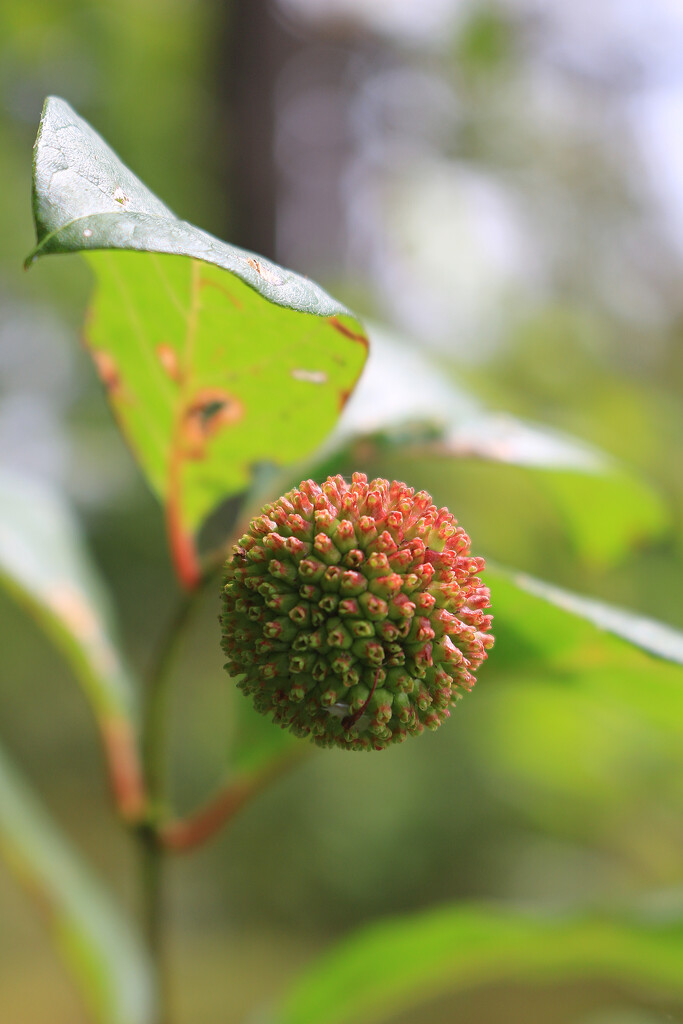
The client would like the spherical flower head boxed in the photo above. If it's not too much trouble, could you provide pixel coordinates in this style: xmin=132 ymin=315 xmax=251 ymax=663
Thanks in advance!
xmin=221 ymin=474 xmax=493 ymax=751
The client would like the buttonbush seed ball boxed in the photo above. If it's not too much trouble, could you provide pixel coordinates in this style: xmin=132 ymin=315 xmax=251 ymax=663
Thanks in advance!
xmin=221 ymin=474 xmax=493 ymax=751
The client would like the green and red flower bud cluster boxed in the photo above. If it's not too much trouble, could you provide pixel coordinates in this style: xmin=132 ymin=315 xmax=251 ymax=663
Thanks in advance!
xmin=221 ymin=474 xmax=493 ymax=751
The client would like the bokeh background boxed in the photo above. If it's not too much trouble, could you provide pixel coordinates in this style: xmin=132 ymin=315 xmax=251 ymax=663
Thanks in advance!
xmin=1 ymin=1 xmax=682 ymax=1022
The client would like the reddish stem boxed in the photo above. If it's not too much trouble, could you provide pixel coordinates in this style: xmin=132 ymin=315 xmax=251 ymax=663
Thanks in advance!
xmin=101 ymin=716 xmax=147 ymax=823
xmin=165 ymin=485 xmax=202 ymax=590
xmin=159 ymin=750 xmax=308 ymax=854
xmin=166 ymin=259 xmax=203 ymax=591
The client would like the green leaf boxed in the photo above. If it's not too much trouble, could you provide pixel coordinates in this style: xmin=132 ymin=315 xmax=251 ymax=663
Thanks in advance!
xmin=0 ymin=469 xmax=136 ymax=720
xmin=487 ymin=568 xmax=683 ymax=737
xmin=0 ymin=470 xmax=143 ymax=817
xmin=27 ymin=97 xmax=368 ymax=587
xmin=317 ymin=324 xmax=667 ymax=567
xmin=500 ymin=569 xmax=683 ymax=666
xmin=535 ymin=469 xmax=667 ymax=569
xmin=277 ymin=901 xmax=683 ymax=1024
xmin=474 ymin=569 xmax=683 ymax=831
xmin=0 ymin=744 xmax=155 ymax=1024
xmin=330 ymin=324 xmax=609 ymax=472
xmin=270 ymin=583 xmax=683 ymax=1024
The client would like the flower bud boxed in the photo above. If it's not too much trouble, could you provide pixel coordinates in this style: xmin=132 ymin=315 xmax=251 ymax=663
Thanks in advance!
xmin=221 ymin=474 xmax=493 ymax=751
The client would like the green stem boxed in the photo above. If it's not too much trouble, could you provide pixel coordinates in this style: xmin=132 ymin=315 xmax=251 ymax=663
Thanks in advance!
xmin=138 ymin=590 xmax=198 ymax=1024
xmin=143 ymin=592 xmax=196 ymax=803
xmin=139 ymin=824 xmax=164 ymax=962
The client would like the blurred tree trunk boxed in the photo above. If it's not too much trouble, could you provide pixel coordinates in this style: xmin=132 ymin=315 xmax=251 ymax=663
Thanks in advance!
xmin=219 ymin=0 xmax=294 ymax=260
xmin=217 ymin=0 xmax=368 ymax=279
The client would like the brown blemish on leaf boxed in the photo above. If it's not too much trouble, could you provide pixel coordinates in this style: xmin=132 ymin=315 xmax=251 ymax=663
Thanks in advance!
xmin=338 ymin=388 xmax=352 ymax=411
xmin=328 ymin=317 xmax=369 ymax=349
xmin=92 ymin=350 xmax=123 ymax=397
xmin=182 ymin=388 xmax=244 ymax=459
xmin=246 ymin=257 xmax=283 ymax=286
xmin=101 ymin=717 xmax=146 ymax=821
xmin=156 ymin=343 xmax=182 ymax=382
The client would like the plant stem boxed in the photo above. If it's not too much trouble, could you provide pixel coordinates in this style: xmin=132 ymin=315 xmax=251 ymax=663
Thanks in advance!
xmin=139 ymin=824 xmax=164 ymax=963
xmin=138 ymin=590 xmax=198 ymax=1024
xmin=100 ymin=715 xmax=146 ymax=823
xmin=160 ymin=746 xmax=310 ymax=853
xmin=143 ymin=592 xmax=197 ymax=803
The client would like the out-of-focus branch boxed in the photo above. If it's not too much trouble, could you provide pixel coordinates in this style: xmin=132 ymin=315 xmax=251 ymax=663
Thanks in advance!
xmin=159 ymin=747 xmax=311 ymax=853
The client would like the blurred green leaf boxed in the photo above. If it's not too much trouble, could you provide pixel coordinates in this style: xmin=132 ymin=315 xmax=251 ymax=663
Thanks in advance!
xmin=330 ymin=324 xmax=610 ymax=472
xmin=27 ymin=97 xmax=368 ymax=587
xmin=455 ymin=5 xmax=515 ymax=74
xmin=536 ymin=470 xmax=667 ymax=570
xmin=0 ymin=469 xmax=136 ymax=721
xmin=488 ymin=569 xmax=683 ymax=731
xmin=277 ymin=901 xmax=683 ymax=1024
xmin=0 ymin=469 xmax=143 ymax=815
xmin=474 ymin=570 xmax=683 ymax=834
xmin=500 ymin=569 xmax=683 ymax=666
xmin=319 ymin=324 xmax=668 ymax=567
xmin=0 ymin=743 xmax=155 ymax=1024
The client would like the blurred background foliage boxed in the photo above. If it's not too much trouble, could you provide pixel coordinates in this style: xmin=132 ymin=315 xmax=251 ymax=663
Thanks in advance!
xmin=1 ymin=1 xmax=682 ymax=1022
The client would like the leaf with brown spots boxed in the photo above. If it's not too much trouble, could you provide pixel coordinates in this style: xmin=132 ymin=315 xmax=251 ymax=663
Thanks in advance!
xmin=27 ymin=97 xmax=368 ymax=587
